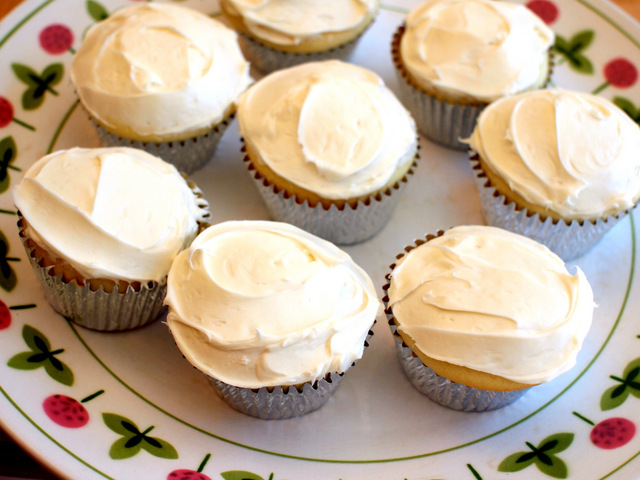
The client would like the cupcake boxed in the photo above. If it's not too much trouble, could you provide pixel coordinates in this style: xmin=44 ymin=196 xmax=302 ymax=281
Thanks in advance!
xmin=466 ymin=88 xmax=640 ymax=260
xmin=391 ymin=0 xmax=554 ymax=150
xmin=383 ymin=225 xmax=594 ymax=412
xmin=219 ymin=0 xmax=379 ymax=74
xmin=13 ymin=147 xmax=209 ymax=331
xmin=237 ymin=60 xmax=419 ymax=245
xmin=70 ymin=3 xmax=252 ymax=174
xmin=164 ymin=220 xmax=380 ymax=419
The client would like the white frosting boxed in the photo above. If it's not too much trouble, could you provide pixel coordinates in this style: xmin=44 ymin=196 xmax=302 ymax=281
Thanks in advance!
xmin=400 ymin=0 xmax=553 ymax=102
xmin=13 ymin=147 xmax=207 ymax=282
xmin=222 ymin=0 xmax=378 ymax=46
xmin=237 ymin=60 xmax=417 ymax=200
xmin=388 ymin=225 xmax=594 ymax=385
xmin=70 ymin=3 xmax=252 ymax=140
xmin=467 ymin=89 xmax=640 ymax=219
xmin=165 ymin=220 xmax=380 ymax=388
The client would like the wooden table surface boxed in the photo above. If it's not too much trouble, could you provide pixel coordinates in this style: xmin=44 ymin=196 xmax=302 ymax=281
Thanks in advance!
xmin=0 ymin=0 xmax=639 ymax=479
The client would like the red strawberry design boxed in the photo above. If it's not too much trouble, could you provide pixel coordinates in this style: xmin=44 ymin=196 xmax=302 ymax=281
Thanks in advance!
xmin=574 ymin=411 xmax=636 ymax=449
xmin=0 ymin=96 xmax=34 ymax=131
xmin=526 ymin=0 xmax=559 ymax=25
xmin=604 ymin=58 xmax=638 ymax=89
xmin=43 ymin=390 xmax=104 ymax=428
xmin=167 ymin=454 xmax=212 ymax=480
xmin=590 ymin=417 xmax=636 ymax=449
xmin=39 ymin=24 xmax=75 ymax=55
xmin=0 ymin=300 xmax=11 ymax=330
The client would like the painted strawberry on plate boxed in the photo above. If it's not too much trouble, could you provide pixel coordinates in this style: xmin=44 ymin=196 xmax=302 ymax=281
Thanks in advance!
xmin=43 ymin=390 xmax=104 ymax=428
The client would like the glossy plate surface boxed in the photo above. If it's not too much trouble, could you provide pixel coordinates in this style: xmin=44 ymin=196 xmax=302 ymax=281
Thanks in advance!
xmin=1 ymin=1 xmax=640 ymax=479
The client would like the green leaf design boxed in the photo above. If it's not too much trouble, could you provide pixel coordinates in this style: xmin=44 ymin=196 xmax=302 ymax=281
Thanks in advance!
xmin=103 ymin=413 xmax=178 ymax=460
xmin=6 ymin=325 xmax=74 ymax=385
xmin=11 ymin=62 xmax=63 ymax=110
xmin=498 ymin=433 xmax=574 ymax=479
xmin=221 ymin=472 xmax=266 ymax=480
xmin=613 ymin=97 xmax=640 ymax=125
xmin=498 ymin=452 xmax=533 ymax=473
xmin=0 ymin=230 xmax=18 ymax=292
xmin=601 ymin=357 xmax=640 ymax=410
xmin=0 ymin=136 xmax=19 ymax=194
xmin=553 ymin=30 xmax=595 ymax=74
xmin=109 ymin=436 xmax=142 ymax=460
xmin=87 ymin=0 xmax=109 ymax=21
xmin=141 ymin=436 xmax=178 ymax=459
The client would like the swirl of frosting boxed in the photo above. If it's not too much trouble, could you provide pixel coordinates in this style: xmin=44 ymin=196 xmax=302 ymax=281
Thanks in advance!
xmin=70 ymin=3 xmax=252 ymax=141
xmin=237 ymin=60 xmax=417 ymax=200
xmin=221 ymin=0 xmax=378 ymax=46
xmin=467 ymin=89 xmax=640 ymax=219
xmin=387 ymin=225 xmax=594 ymax=385
xmin=400 ymin=0 xmax=553 ymax=102
xmin=13 ymin=147 xmax=208 ymax=282
xmin=165 ymin=220 xmax=380 ymax=388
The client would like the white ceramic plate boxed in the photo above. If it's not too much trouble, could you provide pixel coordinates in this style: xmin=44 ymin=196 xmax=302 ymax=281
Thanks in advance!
xmin=2 ymin=1 xmax=640 ymax=479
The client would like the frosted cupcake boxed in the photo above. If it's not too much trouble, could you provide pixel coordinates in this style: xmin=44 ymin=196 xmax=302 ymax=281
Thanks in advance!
xmin=237 ymin=60 xmax=418 ymax=245
xmin=13 ymin=147 xmax=209 ymax=331
xmin=219 ymin=0 xmax=379 ymax=74
xmin=165 ymin=220 xmax=379 ymax=419
xmin=391 ymin=0 xmax=553 ymax=150
xmin=383 ymin=225 xmax=594 ymax=411
xmin=70 ymin=3 xmax=252 ymax=174
xmin=466 ymin=88 xmax=640 ymax=260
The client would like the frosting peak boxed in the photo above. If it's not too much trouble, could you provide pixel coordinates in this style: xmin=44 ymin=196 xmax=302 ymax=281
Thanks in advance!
xmin=165 ymin=220 xmax=380 ymax=388
xmin=467 ymin=89 xmax=640 ymax=218
xmin=400 ymin=0 xmax=553 ymax=102
xmin=388 ymin=225 xmax=594 ymax=385
xmin=237 ymin=60 xmax=417 ymax=199
xmin=13 ymin=147 xmax=208 ymax=282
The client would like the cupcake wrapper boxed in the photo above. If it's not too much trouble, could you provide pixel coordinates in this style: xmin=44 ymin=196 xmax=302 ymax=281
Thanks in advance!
xmin=245 ymin=153 xmax=416 ymax=245
xmin=208 ymin=372 xmax=344 ymax=420
xmin=205 ymin=327 xmax=374 ymax=419
xmin=391 ymin=26 xmax=553 ymax=151
xmin=391 ymin=26 xmax=485 ymax=151
xmin=238 ymin=27 xmax=368 ymax=75
xmin=16 ymin=175 xmax=209 ymax=331
xmin=19 ymin=228 xmax=166 ymax=331
xmin=389 ymin=323 xmax=528 ymax=412
xmin=382 ymin=241 xmax=528 ymax=412
xmin=93 ymin=115 xmax=233 ymax=175
xmin=470 ymin=156 xmax=625 ymax=261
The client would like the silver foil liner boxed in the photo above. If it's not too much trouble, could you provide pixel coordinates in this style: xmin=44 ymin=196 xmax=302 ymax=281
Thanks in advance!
xmin=16 ymin=176 xmax=209 ymax=331
xmin=469 ymin=155 xmax=626 ymax=261
xmin=382 ymin=241 xmax=528 ymax=412
xmin=208 ymin=372 xmax=344 ymax=420
xmin=237 ymin=25 xmax=370 ymax=75
xmin=391 ymin=26 xmax=553 ymax=151
xmin=391 ymin=26 xmax=485 ymax=151
xmin=206 ymin=327 xmax=374 ymax=419
xmin=244 ymin=153 xmax=416 ymax=245
xmin=18 ymin=219 xmax=166 ymax=331
xmin=92 ymin=115 xmax=233 ymax=175
xmin=389 ymin=324 xmax=528 ymax=412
